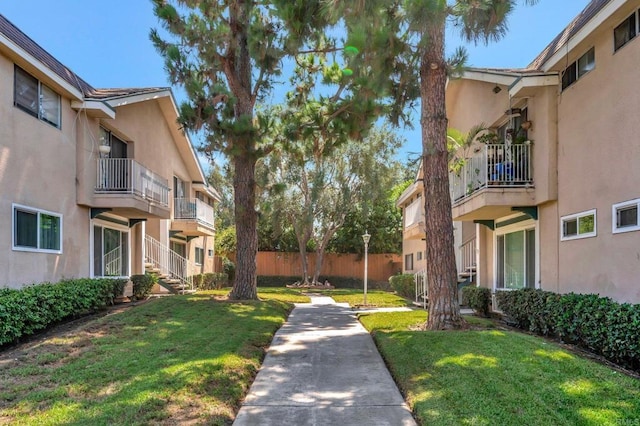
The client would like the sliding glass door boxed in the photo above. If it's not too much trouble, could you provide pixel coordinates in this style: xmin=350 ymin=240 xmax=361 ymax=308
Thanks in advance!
xmin=496 ymin=228 xmax=535 ymax=289
xmin=93 ymin=225 xmax=129 ymax=277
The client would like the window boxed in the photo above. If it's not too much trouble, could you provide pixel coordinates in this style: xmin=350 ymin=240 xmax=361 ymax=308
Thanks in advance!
xmin=614 ymin=11 xmax=638 ymax=51
xmin=561 ymin=209 xmax=596 ymax=241
xmin=405 ymin=253 xmax=414 ymax=271
xmin=14 ymin=66 xmax=61 ymax=127
xmin=195 ymin=247 xmax=204 ymax=265
xmin=612 ymin=198 xmax=640 ymax=234
xmin=13 ymin=204 xmax=62 ymax=253
xmin=496 ymin=228 xmax=536 ymax=290
xmin=561 ymin=47 xmax=595 ymax=90
xmin=93 ymin=225 xmax=129 ymax=277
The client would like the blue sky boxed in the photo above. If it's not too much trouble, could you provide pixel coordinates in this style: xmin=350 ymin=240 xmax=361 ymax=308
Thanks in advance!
xmin=2 ymin=1 xmax=590 ymax=163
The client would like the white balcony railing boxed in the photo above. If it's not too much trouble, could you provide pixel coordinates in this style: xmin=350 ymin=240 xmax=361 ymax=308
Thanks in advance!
xmin=450 ymin=143 xmax=533 ymax=203
xmin=95 ymin=158 xmax=170 ymax=207
xmin=404 ymin=197 xmax=425 ymax=229
xmin=174 ymin=198 xmax=215 ymax=228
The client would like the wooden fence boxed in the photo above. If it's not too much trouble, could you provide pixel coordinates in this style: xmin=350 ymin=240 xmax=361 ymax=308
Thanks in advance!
xmin=252 ymin=252 xmax=402 ymax=282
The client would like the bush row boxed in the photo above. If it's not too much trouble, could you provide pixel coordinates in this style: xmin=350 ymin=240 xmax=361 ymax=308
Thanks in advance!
xmin=0 ymin=278 xmax=128 ymax=346
xmin=389 ymin=274 xmax=415 ymax=299
xmin=191 ymin=272 xmax=229 ymax=290
xmin=496 ymin=289 xmax=640 ymax=371
xmin=461 ymin=286 xmax=491 ymax=317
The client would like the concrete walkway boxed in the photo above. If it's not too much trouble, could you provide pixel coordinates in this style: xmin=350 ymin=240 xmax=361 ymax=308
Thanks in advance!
xmin=233 ymin=295 xmax=417 ymax=426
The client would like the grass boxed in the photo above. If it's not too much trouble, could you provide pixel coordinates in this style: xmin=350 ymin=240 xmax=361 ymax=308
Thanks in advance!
xmin=312 ymin=288 xmax=411 ymax=307
xmin=0 ymin=292 xmax=292 ymax=425
xmin=359 ymin=311 xmax=640 ymax=426
xmin=206 ymin=287 xmax=311 ymax=304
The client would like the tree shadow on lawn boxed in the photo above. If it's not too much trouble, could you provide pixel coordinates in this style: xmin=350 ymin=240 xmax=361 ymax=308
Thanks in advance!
xmin=377 ymin=330 xmax=640 ymax=426
xmin=0 ymin=295 xmax=290 ymax=425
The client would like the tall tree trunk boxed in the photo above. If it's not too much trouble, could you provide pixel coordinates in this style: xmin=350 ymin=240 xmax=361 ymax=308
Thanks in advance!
xmin=229 ymin=153 xmax=258 ymax=299
xmin=296 ymin=232 xmax=310 ymax=284
xmin=421 ymin=20 xmax=463 ymax=329
xmin=227 ymin=0 xmax=259 ymax=300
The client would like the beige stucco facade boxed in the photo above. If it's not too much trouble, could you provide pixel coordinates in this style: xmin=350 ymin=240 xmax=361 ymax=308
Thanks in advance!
xmin=399 ymin=0 xmax=640 ymax=304
xmin=0 ymin=16 xmax=219 ymax=289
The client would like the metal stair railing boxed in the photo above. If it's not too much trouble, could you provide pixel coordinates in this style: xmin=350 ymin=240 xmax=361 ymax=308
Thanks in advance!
xmin=144 ymin=235 xmax=195 ymax=292
xmin=414 ymin=268 xmax=427 ymax=310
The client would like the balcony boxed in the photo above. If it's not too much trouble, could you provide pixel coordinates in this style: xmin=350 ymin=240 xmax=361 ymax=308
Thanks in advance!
xmin=449 ymin=143 xmax=535 ymax=221
xmin=403 ymin=197 xmax=425 ymax=240
xmin=171 ymin=198 xmax=216 ymax=236
xmin=94 ymin=158 xmax=170 ymax=218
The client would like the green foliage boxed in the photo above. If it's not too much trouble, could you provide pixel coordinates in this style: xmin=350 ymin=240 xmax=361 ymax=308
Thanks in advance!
xmin=222 ymin=258 xmax=236 ymax=283
xmin=496 ymin=289 xmax=640 ymax=371
xmin=193 ymin=273 xmax=229 ymax=290
xmin=461 ymin=286 xmax=491 ymax=317
xmin=131 ymin=274 xmax=158 ymax=301
xmin=215 ymin=227 xmax=236 ymax=257
xmin=389 ymin=274 xmax=415 ymax=299
xmin=0 ymin=278 xmax=127 ymax=346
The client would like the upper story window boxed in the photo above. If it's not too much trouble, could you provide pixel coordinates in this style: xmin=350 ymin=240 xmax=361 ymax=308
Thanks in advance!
xmin=13 ymin=204 xmax=63 ymax=253
xmin=14 ymin=65 xmax=61 ymax=128
xmin=561 ymin=47 xmax=595 ymax=90
xmin=614 ymin=10 xmax=638 ymax=52
xmin=560 ymin=209 xmax=596 ymax=241
xmin=612 ymin=198 xmax=640 ymax=234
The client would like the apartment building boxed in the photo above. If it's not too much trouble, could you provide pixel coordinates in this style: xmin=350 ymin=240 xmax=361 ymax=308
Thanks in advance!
xmin=0 ymin=14 xmax=219 ymax=291
xmin=398 ymin=0 xmax=640 ymax=304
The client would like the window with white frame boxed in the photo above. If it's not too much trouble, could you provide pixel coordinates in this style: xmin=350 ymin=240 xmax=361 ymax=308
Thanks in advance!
xmin=612 ymin=198 xmax=640 ymax=233
xmin=614 ymin=10 xmax=638 ymax=52
xmin=561 ymin=47 xmax=595 ymax=90
xmin=405 ymin=253 xmax=414 ymax=271
xmin=14 ymin=65 xmax=61 ymax=128
xmin=13 ymin=204 xmax=62 ymax=253
xmin=561 ymin=209 xmax=596 ymax=241
xmin=93 ymin=224 xmax=129 ymax=277
xmin=195 ymin=247 xmax=204 ymax=265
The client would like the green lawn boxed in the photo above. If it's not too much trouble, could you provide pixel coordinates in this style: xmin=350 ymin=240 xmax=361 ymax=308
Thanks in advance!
xmin=313 ymin=288 xmax=411 ymax=307
xmin=207 ymin=287 xmax=311 ymax=304
xmin=0 ymin=292 xmax=292 ymax=425
xmin=359 ymin=311 xmax=640 ymax=426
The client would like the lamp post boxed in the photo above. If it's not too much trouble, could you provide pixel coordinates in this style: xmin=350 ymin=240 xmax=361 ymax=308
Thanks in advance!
xmin=362 ymin=231 xmax=370 ymax=306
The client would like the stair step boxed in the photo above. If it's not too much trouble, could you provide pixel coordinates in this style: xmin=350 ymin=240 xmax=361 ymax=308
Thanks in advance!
xmin=458 ymin=271 xmax=475 ymax=278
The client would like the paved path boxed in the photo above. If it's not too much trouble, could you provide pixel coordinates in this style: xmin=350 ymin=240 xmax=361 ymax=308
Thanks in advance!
xmin=233 ymin=296 xmax=417 ymax=426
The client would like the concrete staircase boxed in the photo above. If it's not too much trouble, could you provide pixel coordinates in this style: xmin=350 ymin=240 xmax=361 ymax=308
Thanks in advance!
xmin=144 ymin=262 xmax=188 ymax=294
xmin=144 ymin=235 xmax=196 ymax=295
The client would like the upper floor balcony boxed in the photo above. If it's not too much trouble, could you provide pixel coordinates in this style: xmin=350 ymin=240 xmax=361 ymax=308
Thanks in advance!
xmin=171 ymin=198 xmax=216 ymax=236
xmin=94 ymin=158 xmax=171 ymax=219
xmin=403 ymin=197 xmax=425 ymax=240
xmin=449 ymin=143 xmax=536 ymax=221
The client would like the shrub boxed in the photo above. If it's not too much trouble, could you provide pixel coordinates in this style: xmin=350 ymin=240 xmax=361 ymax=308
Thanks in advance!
xmin=196 ymin=273 xmax=229 ymax=290
xmin=496 ymin=289 xmax=640 ymax=371
xmin=0 ymin=278 xmax=127 ymax=346
xmin=131 ymin=273 xmax=157 ymax=300
xmin=462 ymin=286 xmax=491 ymax=317
xmin=190 ymin=274 xmax=204 ymax=289
xmin=222 ymin=257 xmax=236 ymax=283
xmin=389 ymin=274 xmax=415 ymax=299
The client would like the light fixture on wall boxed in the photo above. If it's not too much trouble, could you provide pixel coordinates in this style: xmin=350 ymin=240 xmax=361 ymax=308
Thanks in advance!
xmin=492 ymin=85 xmax=502 ymax=94
xmin=98 ymin=136 xmax=111 ymax=157
xmin=521 ymin=120 xmax=533 ymax=130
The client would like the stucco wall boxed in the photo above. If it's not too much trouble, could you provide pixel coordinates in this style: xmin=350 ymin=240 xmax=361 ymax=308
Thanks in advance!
xmin=553 ymin=20 xmax=640 ymax=302
xmin=0 ymin=53 xmax=90 ymax=288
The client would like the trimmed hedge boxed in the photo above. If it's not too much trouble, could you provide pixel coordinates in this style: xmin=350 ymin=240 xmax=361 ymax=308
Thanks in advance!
xmin=0 ymin=278 xmax=128 ymax=346
xmin=389 ymin=274 xmax=415 ymax=299
xmin=462 ymin=286 xmax=491 ymax=317
xmin=496 ymin=289 xmax=640 ymax=371
xmin=131 ymin=273 xmax=157 ymax=300
xmin=192 ymin=272 xmax=229 ymax=290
